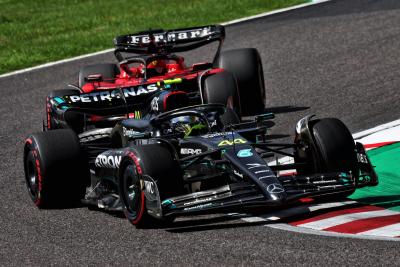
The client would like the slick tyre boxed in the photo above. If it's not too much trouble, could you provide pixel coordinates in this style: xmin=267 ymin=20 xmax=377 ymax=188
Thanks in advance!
xmin=78 ymin=63 xmax=120 ymax=87
xmin=119 ymin=145 xmax=182 ymax=228
xmin=305 ymin=118 xmax=358 ymax=199
xmin=46 ymin=89 xmax=83 ymax=132
xmin=215 ymin=48 xmax=265 ymax=115
xmin=23 ymin=129 xmax=89 ymax=208
xmin=203 ymin=71 xmax=241 ymax=120
xmin=311 ymin=118 xmax=357 ymax=174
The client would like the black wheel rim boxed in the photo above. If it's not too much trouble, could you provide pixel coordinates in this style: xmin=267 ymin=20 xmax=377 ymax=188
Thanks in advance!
xmin=25 ymin=151 xmax=39 ymax=200
xmin=122 ymin=165 xmax=142 ymax=221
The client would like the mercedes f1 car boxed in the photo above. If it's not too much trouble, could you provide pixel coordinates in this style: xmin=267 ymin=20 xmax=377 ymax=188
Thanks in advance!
xmin=24 ymin=103 xmax=378 ymax=227
xmin=46 ymin=25 xmax=266 ymax=134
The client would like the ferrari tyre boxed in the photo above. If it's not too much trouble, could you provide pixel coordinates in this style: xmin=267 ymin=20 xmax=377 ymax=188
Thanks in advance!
xmin=23 ymin=129 xmax=89 ymax=208
xmin=120 ymin=145 xmax=182 ymax=228
xmin=203 ymin=71 xmax=241 ymax=120
xmin=78 ymin=63 xmax=120 ymax=87
xmin=215 ymin=48 xmax=265 ymax=115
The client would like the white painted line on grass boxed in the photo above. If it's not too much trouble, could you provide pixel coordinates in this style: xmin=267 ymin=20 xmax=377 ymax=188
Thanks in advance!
xmin=0 ymin=0 xmax=333 ymax=79
xmin=220 ymin=0 xmax=332 ymax=26
xmin=0 ymin=49 xmax=114 ymax=79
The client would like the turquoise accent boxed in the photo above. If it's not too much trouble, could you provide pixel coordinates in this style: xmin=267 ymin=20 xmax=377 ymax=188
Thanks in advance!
xmin=162 ymin=199 xmax=173 ymax=206
xmin=237 ymin=149 xmax=253 ymax=158
xmin=54 ymin=97 xmax=65 ymax=104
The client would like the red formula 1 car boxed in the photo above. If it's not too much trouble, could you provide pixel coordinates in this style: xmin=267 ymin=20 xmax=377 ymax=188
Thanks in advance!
xmin=46 ymin=25 xmax=266 ymax=133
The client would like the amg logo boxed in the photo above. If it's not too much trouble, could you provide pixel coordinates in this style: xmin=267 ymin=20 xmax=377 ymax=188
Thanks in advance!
xmin=68 ymin=84 xmax=158 ymax=103
xmin=128 ymin=27 xmax=212 ymax=44
xmin=180 ymin=148 xmax=202 ymax=155
xmin=95 ymin=155 xmax=122 ymax=169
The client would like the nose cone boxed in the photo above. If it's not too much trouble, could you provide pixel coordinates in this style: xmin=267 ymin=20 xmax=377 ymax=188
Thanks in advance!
xmin=265 ymin=183 xmax=287 ymax=203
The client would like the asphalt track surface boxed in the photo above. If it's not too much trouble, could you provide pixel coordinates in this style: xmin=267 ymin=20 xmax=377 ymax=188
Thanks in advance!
xmin=1 ymin=0 xmax=400 ymax=265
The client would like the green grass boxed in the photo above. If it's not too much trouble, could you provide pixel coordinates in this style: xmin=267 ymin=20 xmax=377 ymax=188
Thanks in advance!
xmin=0 ymin=0 xmax=307 ymax=74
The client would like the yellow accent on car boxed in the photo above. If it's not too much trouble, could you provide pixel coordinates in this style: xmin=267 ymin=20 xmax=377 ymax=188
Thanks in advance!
xmin=217 ymin=138 xmax=247 ymax=147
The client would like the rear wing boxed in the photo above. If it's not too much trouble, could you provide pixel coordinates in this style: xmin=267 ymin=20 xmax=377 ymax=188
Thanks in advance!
xmin=114 ymin=25 xmax=225 ymax=60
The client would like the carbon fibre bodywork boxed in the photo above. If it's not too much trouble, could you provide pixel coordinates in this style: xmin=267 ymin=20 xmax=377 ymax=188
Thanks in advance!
xmin=81 ymin=105 xmax=378 ymax=220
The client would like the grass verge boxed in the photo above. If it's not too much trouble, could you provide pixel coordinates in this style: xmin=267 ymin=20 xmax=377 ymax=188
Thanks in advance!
xmin=0 ymin=0 xmax=307 ymax=74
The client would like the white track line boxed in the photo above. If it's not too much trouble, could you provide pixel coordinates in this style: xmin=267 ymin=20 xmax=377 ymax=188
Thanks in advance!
xmin=352 ymin=119 xmax=400 ymax=140
xmin=0 ymin=0 xmax=332 ymax=79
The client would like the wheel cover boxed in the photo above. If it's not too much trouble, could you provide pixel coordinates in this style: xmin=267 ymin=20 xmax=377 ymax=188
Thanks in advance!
xmin=25 ymin=152 xmax=39 ymax=200
xmin=122 ymin=165 xmax=143 ymax=222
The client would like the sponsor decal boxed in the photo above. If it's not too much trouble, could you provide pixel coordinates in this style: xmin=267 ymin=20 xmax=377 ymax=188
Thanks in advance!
xmin=246 ymin=163 xmax=276 ymax=183
xmin=128 ymin=110 xmax=141 ymax=119
xmin=217 ymin=138 xmax=247 ymax=147
xmin=144 ymin=180 xmax=155 ymax=194
xmin=151 ymin=97 xmax=159 ymax=111
xmin=183 ymin=197 xmax=213 ymax=206
xmin=357 ymin=153 xmax=368 ymax=164
xmin=68 ymin=84 xmax=158 ymax=103
xmin=202 ymin=132 xmax=227 ymax=138
xmin=266 ymin=183 xmax=285 ymax=194
xmin=246 ymin=163 xmax=268 ymax=169
xmin=180 ymin=148 xmax=202 ymax=155
xmin=128 ymin=27 xmax=212 ymax=44
xmin=123 ymin=127 xmax=141 ymax=138
xmin=95 ymin=155 xmax=122 ymax=168
xmin=183 ymin=203 xmax=213 ymax=211
xmin=237 ymin=149 xmax=253 ymax=158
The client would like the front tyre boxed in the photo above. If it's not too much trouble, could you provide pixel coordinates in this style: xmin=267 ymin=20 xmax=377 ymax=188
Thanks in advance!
xmin=121 ymin=165 xmax=147 ymax=225
xmin=295 ymin=118 xmax=358 ymax=199
xmin=119 ymin=145 xmax=182 ymax=228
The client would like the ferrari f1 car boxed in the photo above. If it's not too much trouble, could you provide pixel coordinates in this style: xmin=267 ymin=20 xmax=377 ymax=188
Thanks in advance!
xmin=24 ymin=103 xmax=378 ymax=227
xmin=46 ymin=25 xmax=266 ymax=134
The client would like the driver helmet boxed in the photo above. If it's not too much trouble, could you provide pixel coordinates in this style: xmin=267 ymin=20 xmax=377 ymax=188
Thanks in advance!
xmin=147 ymin=60 xmax=167 ymax=75
xmin=170 ymin=116 xmax=208 ymax=137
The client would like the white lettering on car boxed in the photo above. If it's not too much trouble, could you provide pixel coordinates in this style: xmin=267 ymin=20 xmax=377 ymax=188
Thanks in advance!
xmin=180 ymin=148 xmax=202 ymax=155
xmin=68 ymin=84 xmax=158 ymax=103
xmin=95 ymin=155 xmax=122 ymax=168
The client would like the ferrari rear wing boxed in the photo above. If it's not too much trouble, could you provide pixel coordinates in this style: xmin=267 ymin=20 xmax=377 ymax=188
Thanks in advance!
xmin=114 ymin=25 xmax=225 ymax=60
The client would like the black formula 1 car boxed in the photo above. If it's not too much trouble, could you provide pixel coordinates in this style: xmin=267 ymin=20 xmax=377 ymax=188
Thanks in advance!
xmin=46 ymin=25 xmax=265 ymax=134
xmin=23 ymin=104 xmax=378 ymax=227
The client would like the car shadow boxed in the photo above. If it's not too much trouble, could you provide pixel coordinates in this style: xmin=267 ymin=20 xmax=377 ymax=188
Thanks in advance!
xmin=263 ymin=105 xmax=310 ymax=114
xmin=165 ymin=214 xmax=265 ymax=233
xmin=352 ymin=195 xmax=400 ymax=210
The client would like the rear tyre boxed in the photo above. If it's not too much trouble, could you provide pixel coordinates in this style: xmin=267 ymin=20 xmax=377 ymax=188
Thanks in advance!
xmin=119 ymin=145 xmax=182 ymax=228
xmin=203 ymin=71 xmax=241 ymax=121
xmin=23 ymin=129 xmax=89 ymax=208
xmin=78 ymin=63 xmax=120 ymax=87
xmin=215 ymin=48 xmax=265 ymax=116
